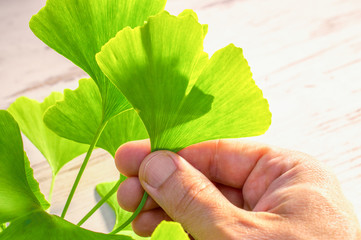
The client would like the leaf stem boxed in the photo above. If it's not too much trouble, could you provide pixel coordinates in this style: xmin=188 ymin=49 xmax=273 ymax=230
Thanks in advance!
xmin=77 ymin=177 xmax=123 ymax=226
xmin=110 ymin=191 xmax=148 ymax=234
xmin=61 ymin=121 xmax=107 ymax=218
xmin=48 ymin=174 xmax=56 ymax=206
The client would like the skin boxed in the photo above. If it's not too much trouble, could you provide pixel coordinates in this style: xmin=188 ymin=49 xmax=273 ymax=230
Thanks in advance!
xmin=115 ymin=139 xmax=361 ymax=239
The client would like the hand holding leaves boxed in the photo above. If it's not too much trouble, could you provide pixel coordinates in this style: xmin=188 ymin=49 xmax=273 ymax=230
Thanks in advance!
xmin=1 ymin=1 xmax=272 ymax=238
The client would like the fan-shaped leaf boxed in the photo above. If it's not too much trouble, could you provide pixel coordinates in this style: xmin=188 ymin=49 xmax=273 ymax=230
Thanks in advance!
xmin=8 ymin=93 xmax=89 ymax=175
xmin=96 ymin=12 xmax=271 ymax=151
xmin=44 ymin=79 xmax=148 ymax=157
xmin=30 ymin=0 xmax=166 ymax=120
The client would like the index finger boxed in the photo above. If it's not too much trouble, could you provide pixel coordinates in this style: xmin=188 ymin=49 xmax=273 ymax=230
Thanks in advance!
xmin=115 ymin=139 xmax=281 ymax=189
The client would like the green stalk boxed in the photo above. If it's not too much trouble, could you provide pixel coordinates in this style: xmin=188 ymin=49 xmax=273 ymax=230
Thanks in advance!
xmin=61 ymin=121 xmax=107 ymax=218
xmin=77 ymin=177 xmax=123 ymax=226
xmin=48 ymin=174 xmax=56 ymax=205
xmin=110 ymin=192 xmax=148 ymax=234
xmin=110 ymin=147 xmax=157 ymax=234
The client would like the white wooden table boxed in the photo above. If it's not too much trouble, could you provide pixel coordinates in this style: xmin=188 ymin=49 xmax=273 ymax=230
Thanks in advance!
xmin=1 ymin=0 xmax=360 ymax=232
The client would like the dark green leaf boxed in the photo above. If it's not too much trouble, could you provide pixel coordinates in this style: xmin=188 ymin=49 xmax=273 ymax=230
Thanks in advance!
xmin=24 ymin=153 xmax=50 ymax=210
xmin=0 ymin=111 xmax=42 ymax=224
xmin=0 ymin=211 xmax=133 ymax=240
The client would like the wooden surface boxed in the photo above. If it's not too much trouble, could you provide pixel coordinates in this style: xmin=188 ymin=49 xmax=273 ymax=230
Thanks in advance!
xmin=1 ymin=0 xmax=360 ymax=233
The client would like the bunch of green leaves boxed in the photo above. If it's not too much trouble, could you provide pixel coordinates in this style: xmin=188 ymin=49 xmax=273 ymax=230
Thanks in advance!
xmin=0 ymin=0 xmax=271 ymax=239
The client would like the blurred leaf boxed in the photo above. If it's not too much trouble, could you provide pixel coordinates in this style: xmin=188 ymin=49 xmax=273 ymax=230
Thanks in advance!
xmin=97 ymin=12 xmax=271 ymax=152
xmin=8 ymin=93 xmax=89 ymax=175
xmin=0 ymin=111 xmax=42 ymax=224
xmin=30 ymin=0 xmax=166 ymax=120
xmin=24 ymin=153 xmax=50 ymax=210
xmin=0 ymin=211 xmax=133 ymax=240
xmin=44 ymin=79 xmax=148 ymax=157
xmin=151 ymin=221 xmax=189 ymax=240
xmin=0 ymin=223 xmax=6 ymax=233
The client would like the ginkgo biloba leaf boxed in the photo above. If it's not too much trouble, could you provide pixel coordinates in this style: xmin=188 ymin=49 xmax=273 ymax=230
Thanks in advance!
xmin=0 ymin=211 xmax=132 ymax=240
xmin=96 ymin=12 xmax=271 ymax=152
xmin=24 ymin=153 xmax=50 ymax=210
xmin=30 ymin=0 xmax=166 ymax=120
xmin=0 ymin=111 xmax=42 ymax=224
xmin=177 ymin=9 xmax=208 ymax=39
xmin=97 ymin=109 xmax=148 ymax=156
xmin=151 ymin=221 xmax=189 ymax=240
xmin=44 ymin=78 xmax=148 ymax=157
xmin=8 ymin=93 xmax=89 ymax=176
xmin=118 ymin=231 xmax=149 ymax=240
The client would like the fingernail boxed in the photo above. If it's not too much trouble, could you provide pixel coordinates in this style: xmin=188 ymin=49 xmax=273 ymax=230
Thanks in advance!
xmin=142 ymin=152 xmax=177 ymax=188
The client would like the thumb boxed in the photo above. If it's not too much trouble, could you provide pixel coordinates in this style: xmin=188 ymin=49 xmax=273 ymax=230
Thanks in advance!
xmin=138 ymin=150 xmax=240 ymax=238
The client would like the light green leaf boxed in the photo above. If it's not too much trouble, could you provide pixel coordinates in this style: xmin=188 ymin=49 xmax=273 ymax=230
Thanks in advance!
xmin=44 ymin=78 xmax=148 ymax=157
xmin=96 ymin=179 xmax=132 ymax=232
xmin=96 ymin=12 xmax=271 ymax=152
xmin=97 ymin=109 xmax=148 ymax=156
xmin=118 ymin=231 xmax=149 ymax=240
xmin=0 ymin=211 xmax=133 ymax=240
xmin=24 ymin=153 xmax=50 ymax=210
xmin=43 ymin=79 xmax=103 ymax=147
xmin=30 ymin=0 xmax=166 ymax=120
xmin=0 ymin=111 xmax=42 ymax=224
xmin=8 ymin=93 xmax=89 ymax=175
xmin=177 ymin=9 xmax=208 ymax=39
xmin=0 ymin=223 xmax=6 ymax=233
xmin=151 ymin=221 xmax=189 ymax=240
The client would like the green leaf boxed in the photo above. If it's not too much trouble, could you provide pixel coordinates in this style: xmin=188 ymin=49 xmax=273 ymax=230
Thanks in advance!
xmin=96 ymin=12 xmax=271 ymax=152
xmin=118 ymin=231 xmax=149 ymax=240
xmin=151 ymin=221 xmax=189 ymax=240
xmin=177 ymin=9 xmax=208 ymax=39
xmin=97 ymin=109 xmax=148 ymax=156
xmin=24 ymin=153 xmax=50 ymax=210
xmin=8 ymin=93 xmax=89 ymax=176
xmin=30 ymin=0 xmax=166 ymax=120
xmin=0 ymin=223 xmax=6 ymax=233
xmin=96 ymin=179 xmax=132 ymax=232
xmin=44 ymin=79 xmax=148 ymax=157
xmin=0 ymin=211 xmax=133 ymax=240
xmin=0 ymin=111 xmax=42 ymax=224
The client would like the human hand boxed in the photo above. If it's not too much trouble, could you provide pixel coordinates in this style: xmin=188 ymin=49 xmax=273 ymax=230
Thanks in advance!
xmin=115 ymin=139 xmax=361 ymax=239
